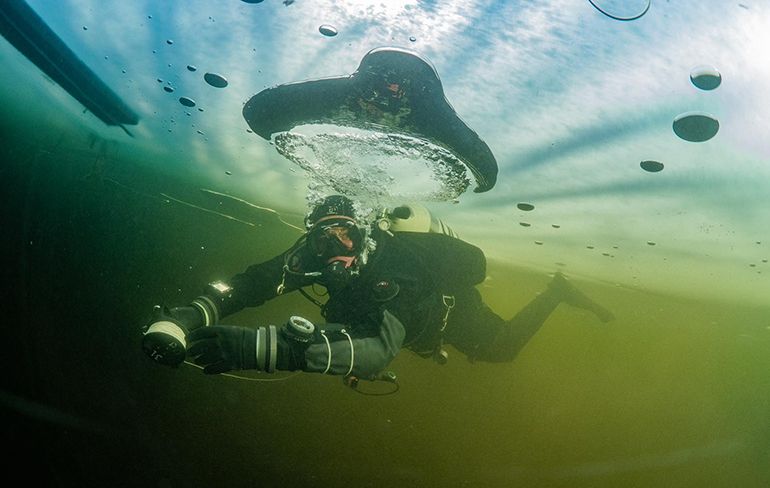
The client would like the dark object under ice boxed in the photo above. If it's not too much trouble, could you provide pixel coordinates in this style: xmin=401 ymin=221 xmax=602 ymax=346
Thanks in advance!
xmin=0 ymin=0 xmax=138 ymax=131
xmin=242 ymin=47 xmax=498 ymax=193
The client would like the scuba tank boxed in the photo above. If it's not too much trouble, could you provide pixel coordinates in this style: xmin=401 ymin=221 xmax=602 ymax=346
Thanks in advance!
xmin=376 ymin=204 xmax=458 ymax=238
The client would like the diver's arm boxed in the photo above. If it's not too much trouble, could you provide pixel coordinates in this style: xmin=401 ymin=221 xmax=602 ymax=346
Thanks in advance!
xmin=301 ymin=310 xmax=405 ymax=379
xmin=188 ymin=245 xmax=325 ymax=327
xmin=192 ymin=253 xmax=287 ymax=323
xmin=186 ymin=310 xmax=406 ymax=380
xmin=142 ymin=245 xmax=321 ymax=367
xmin=143 ymin=252 xmax=302 ymax=367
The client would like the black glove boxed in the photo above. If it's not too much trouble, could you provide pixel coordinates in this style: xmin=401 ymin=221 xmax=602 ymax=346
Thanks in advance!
xmin=187 ymin=326 xmax=258 ymax=374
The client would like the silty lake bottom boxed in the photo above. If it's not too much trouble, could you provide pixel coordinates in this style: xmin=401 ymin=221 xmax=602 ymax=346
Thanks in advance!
xmin=2 ymin=119 xmax=770 ymax=488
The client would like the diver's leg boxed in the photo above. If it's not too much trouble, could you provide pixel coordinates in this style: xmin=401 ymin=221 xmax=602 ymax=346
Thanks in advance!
xmin=471 ymin=286 xmax=561 ymax=362
xmin=472 ymin=272 xmax=614 ymax=362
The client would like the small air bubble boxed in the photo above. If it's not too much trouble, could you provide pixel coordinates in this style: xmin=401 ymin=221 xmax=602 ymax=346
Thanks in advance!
xmin=163 ymin=86 xmax=174 ymax=93
xmin=319 ymin=25 xmax=338 ymax=37
xmin=647 ymin=241 xmax=656 ymax=246
xmin=409 ymin=36 xmax=417 ymax=42
xmin=690 ymin=65 xmax=722 ymax=91
xmin=640 ymin=160 xmax=664 ymax=172
xmin=187 ymin=65 xmax=197 ymax=72
xmin=225 ymin=170 xmax=232 ymax=175
xmin=587 ymin=0 xmax=650 ymax=21
xmin=519 ymin=222 xmax=531 ymax=227
xmin=82 ymin=26 xmax=88 ymax=31
xmin=517 ymin=202 xmax=535 ymax=211
xmin=552 ymin=224 xmax=560 ymax=229
xmin=204 ymin=72 xmax=228 ymax=88
xmin=166 ymin=39 xmax=174 ymax=45
xmin=534 ymin=241 xmax=543 ymax=245
xmin=179 ymin=96 xmax=196 ymax=107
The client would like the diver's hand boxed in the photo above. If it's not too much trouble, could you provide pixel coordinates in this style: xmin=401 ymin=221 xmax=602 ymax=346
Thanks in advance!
xmin=187 ymin=326 xmax=257 ymax=374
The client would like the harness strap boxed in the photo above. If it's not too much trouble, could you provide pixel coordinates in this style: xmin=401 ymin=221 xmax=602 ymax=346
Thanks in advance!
xmin=430 ymin=294 xmax=455 ymax=365
xmin=440 ymin=294 xmax=455 ymax=332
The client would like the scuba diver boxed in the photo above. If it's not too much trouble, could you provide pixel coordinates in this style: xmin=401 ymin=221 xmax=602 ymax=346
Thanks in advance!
xmin=142 ymin=195 xmax=615 ymax=384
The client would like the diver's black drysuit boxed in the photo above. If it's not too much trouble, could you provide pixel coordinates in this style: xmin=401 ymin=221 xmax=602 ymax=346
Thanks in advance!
xmin=192 ymin=227 xmax=565 ymax=380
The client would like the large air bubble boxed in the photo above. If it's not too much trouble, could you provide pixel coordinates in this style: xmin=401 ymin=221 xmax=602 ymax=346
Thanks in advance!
xmin=204 ymin=72 xmax=228 ymax=88
xmin=242 ymin=47 xmax=498 ymax=193
xmin=273 ymin=125 xmax=470 ymax=203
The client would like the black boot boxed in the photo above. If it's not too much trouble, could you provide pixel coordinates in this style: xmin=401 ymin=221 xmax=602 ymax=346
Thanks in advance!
xmin=547 ymin=272 xmax=615 ymax=322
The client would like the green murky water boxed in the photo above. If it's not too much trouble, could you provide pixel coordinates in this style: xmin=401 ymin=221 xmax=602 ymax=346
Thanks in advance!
xmin=3 ymin=119 xmax=769 ymax=487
